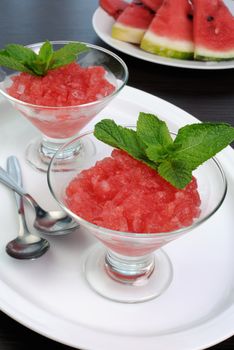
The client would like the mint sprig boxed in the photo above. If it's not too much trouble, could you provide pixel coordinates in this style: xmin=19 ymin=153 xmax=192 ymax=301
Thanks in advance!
xmin=0 ymin=41 xmax=89 ymax=76
xmin=94 ymin=112 xmax=234 ymax=189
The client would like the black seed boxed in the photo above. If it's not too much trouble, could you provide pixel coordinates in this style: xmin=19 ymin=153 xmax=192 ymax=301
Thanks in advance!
xmin=207 ymin=16 xmax=214 ymax=21
xmin=187 ymin=13 xmax=193 ymax=21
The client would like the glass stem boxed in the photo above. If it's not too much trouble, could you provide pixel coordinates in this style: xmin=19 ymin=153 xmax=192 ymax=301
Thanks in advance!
xmin=105 ymin=250 xmax=155 ymax=284
xmin=39 ymin=136 xmax=81 ymax=164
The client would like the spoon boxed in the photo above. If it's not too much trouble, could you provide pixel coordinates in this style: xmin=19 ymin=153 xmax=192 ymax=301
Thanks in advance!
xmin=0 ymin=163 xmax=78 ymax=235
xmin=5 ymin=156 xmax=50 ymax=259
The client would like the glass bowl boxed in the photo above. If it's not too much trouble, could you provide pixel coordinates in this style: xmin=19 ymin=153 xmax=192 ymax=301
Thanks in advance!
xmin=47 ymin=129 xmax=227 ymax=303
xmin=0 ymin=41 xmax=128 ymax=172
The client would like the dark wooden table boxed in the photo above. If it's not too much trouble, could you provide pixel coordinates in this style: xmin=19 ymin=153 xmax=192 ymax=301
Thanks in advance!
xmin=0 ymin=0 xmax=233 ymax=349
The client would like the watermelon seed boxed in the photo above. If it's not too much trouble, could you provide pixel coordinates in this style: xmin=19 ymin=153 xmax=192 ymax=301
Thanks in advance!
xmin=207 ymin=16 xmax=214 ymax=22
xmin=134 ymin=1 xmax=155 ymax=14
xmin=187 ymin=13 xmax=193 ymax=21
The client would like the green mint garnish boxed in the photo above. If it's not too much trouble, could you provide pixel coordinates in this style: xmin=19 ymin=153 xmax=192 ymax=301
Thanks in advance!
xmin=137 ymin=112 xmax=173 ymax=148
xmin=94 ymin=112 xmax=234 ymax=189
xmin=0 ymin=41 xmax=89 ymax=76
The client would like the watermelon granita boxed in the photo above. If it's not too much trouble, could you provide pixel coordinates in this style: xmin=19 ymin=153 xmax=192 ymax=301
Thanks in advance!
xmin=111 ymin=1 xmax=155 ymax=44
xmin=6 ymin=62 xmax=116 ymax=138
xmin=140 ymin=0 xmax=194 ymax=59
xmin=66 ymin=149 xmax=201 ymax=233
xmin=193 ymin=0 xmax=234 ymax=61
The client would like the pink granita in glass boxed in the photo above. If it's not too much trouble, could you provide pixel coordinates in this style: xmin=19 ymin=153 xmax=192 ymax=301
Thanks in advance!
xmin=66 ymin=149 xmax=201 ymax=233
xmin=6 ymin=63 xmax=116 ymax=138
xmin=7 ymin=62 xmax=115 ymax=106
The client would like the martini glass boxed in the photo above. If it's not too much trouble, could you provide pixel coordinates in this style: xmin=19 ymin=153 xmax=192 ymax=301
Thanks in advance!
xmin=47 ymin=129 xmax=227 ymax=303
xmin=0 ymin=41 xmax=128 ymax=172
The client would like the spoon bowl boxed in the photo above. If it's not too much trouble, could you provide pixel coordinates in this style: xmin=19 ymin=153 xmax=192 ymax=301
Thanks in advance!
xmin=6 ymin=235 xmax=49 ymax=260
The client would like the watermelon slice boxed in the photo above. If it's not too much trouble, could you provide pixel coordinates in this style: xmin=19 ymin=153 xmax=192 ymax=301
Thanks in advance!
xmin=140 ymin=0 xmax=194 ymax=59
xmin=99 ymin=0 xmax=128 ymax=19
xmin=141 ymin=0 xmax=163 ymax=12
xmin=112 ymin=1 xmax=155 ymax=44
xmin=193 ymin=0 xmax=234 ymax=61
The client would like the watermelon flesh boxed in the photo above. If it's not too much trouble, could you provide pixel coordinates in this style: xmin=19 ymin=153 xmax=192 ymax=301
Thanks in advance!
xmin=140 ymin=0 xmax=194 ymax=59
xmin=141 ymin=0 xmax=163 ymax=12
xmin=112 ymin=1 xmax=155 ymax=44
xmin=193 ymin=0 xmax=234 ymax=61
xmin=99 ymin=0 xmax=128 ymax=19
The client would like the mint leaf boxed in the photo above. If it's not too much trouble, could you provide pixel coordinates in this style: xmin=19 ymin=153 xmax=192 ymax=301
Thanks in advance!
xmin=158 ymin=160 xmax=192 ymax=189
xmin=38 ymin=40 xmax=53 ymax=71
xmin=5 ymin=44 xmax=37 ymax=67
xmin=146 ymin=144 xmax=168 ymax=163
xmin=172 ymin=123 xmax=234 ymax=170
xmin=94 ymin=119 xmax=147 ymax=160
xmin=29 ymin=41 xmax=54 ymax=76
xmin=49 ymin=42 xmax=89 ymax=70
xmin=0 ymin=51 xmax=34 ymax=74
xmin=137 ymin=112 xmax=173 ymax=147
xmin=29 ymin=59 xmax=46 ymax=76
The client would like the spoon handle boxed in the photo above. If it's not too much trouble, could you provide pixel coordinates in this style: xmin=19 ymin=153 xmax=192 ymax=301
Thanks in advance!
xmin=7 ymin=156 xmax=29 ymax=237
xmin=0 ymin=165 xmax=46 ymax=217
xmin=0 ymin=165 xmax=27 ymax=196
xmin=7 ymin=156 xmax=22 ymax=208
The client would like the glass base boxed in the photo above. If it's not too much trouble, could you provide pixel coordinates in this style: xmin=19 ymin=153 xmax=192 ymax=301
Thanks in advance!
xmin=84 ymin=244 xmax=173 ymax=303
xmin=25 ymin=136 xmax=96 ymax=172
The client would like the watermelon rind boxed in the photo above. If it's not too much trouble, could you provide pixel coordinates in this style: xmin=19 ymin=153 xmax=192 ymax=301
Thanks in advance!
xmin=141 ymin=32 xmax=194 ymax=60
xmin=112 ymin=22 xmax=146 ymax=44
xmin=195 ymin=47 xmax=234 ymax=61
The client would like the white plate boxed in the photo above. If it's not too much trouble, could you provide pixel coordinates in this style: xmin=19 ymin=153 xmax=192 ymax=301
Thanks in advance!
xmin=92 ymin=7 xmax=234 ymax=70
xmin=0 ymin=86 xmax=234 ymax=350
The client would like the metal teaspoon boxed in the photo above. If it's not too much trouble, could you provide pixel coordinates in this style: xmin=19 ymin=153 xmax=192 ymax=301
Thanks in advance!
xmin=5 ymin=156 xmax=49 ymax=259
